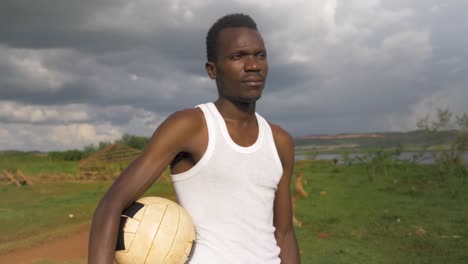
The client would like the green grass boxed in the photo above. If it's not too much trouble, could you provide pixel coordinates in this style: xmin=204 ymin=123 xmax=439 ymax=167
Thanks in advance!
xmin=1 ymin=159 xmax=467 ymax=263
xmin=0 ymin=153 xmax=78 ymax=177
xmin=294 ymin=161 xmax=468 ymax=263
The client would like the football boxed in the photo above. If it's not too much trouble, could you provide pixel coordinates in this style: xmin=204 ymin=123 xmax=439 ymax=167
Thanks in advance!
xmin=115 ymin=196 xmax=195 ymax=264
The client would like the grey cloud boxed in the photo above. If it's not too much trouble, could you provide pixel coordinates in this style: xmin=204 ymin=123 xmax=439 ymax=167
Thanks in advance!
xmin=1 ymin=0 xmax=468 ymax=151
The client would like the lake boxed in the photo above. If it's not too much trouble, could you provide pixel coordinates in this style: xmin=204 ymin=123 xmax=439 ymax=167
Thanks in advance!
xmin=296 ymin=151 xmax=468 ymax=165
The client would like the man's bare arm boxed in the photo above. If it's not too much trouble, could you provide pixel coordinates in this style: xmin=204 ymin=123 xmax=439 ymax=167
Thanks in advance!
xmin=272 ymin=124 xmax=300 ymax=264
xmin=88 ymin=109 xmax=204 ymax=264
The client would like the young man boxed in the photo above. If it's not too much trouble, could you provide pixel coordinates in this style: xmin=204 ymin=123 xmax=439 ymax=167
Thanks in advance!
xmin=89 ymin=13 xmax=300 ymax=263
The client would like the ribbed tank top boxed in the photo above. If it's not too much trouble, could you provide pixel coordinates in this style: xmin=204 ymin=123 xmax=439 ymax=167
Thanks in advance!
xmin=171 ymin=102 xmax=283 ymax=264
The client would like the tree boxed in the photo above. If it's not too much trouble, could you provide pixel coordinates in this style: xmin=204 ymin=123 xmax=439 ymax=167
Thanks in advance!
xmin=117 ymin=134 xmax=149 ymax=150
xmin=417 ymin=108 xmax=467 ymax=196
xmin=417 ymin=108 xmax=468 ymax=166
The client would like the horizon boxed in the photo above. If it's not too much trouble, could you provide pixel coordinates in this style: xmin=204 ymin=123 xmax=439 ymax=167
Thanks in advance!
xmin=1 ymin=129 xmax=458 ymax=152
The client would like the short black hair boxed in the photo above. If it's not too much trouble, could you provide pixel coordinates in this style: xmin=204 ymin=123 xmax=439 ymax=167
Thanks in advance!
xmin=206 ymin=13 xmax=258 ymax=62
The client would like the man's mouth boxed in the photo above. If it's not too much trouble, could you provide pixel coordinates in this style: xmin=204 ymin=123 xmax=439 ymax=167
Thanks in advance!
xmin=242 ymin=80 xmax=264 ymax=86
xmin=242 ymin=76 xmax=265 ymax=86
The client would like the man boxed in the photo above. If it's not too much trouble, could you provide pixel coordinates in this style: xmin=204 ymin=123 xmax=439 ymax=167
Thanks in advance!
xmin=89 ymin=13 xmax=300 ymax=263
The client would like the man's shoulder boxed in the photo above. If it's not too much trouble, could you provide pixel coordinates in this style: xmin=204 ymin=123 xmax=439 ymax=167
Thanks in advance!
xmin=265 ymin=120 xmax=294 ymax=166
xmin=167 ymin=107 xmax=203 ymax=124
xmin=267 ymin=121 xmax=294 ymax=146
xmin=157 ymin=107 xmax=205 ymax=135
xmin=170 ymin=107 xmax=203 ymax=120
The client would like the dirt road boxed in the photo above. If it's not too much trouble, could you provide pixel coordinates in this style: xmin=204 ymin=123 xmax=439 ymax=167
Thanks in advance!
xmin=0 ymin=226 xmax=89 ymax=264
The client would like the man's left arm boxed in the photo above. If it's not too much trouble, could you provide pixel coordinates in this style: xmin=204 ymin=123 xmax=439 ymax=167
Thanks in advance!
xmin=272 ymin=125 xmax=300 ymax=264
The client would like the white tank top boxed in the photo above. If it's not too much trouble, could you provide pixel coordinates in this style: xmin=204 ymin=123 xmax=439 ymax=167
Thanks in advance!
xmin=171 ymin=102 xmax=283 ymax=264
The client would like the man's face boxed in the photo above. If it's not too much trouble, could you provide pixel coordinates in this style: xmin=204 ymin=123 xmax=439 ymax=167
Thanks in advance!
xmin=207 ymin=27 xmax=268 ymax=103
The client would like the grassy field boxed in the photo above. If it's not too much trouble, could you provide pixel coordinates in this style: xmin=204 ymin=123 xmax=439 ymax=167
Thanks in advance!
xmin=294 ymin=161 xmax=468 ymax=263
xmin=0 ymin=157 xmax=467 ymax=263
xmin=0 ymin=152 xmax=78 ymax=177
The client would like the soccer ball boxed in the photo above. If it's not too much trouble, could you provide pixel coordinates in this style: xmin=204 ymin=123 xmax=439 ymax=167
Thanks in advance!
xmin=115 ymin=196 xmax=195 ymax=264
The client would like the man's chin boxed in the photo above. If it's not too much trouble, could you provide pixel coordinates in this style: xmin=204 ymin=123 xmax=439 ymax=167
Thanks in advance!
xmin=239 ymin=94 xmax=262 ymax=104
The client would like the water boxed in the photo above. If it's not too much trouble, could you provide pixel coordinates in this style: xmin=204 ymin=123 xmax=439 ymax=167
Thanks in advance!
xmin=296 ymin=151 xmax=468 ymax=165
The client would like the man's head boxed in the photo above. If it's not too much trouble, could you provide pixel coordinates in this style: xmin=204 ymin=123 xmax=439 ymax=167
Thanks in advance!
xmin=205 ymin=14 xmax=268 ymax=104
xmin=206 ymin=14 xmax=258 ymax=63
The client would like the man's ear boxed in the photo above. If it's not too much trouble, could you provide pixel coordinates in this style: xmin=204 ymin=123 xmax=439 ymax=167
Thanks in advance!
xmin=205 ymin=61 xmax=216 ymax=80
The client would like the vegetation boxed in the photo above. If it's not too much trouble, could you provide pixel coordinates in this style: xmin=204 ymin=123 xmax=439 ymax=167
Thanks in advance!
xmin=416 ymin=109 xmax=468 ymax=196
xmin=0 ymin=152 xmax=78 ymax=177
xmin=0 ymin=177 xmax=174 ymax=254
xmin=293 ymin=161 xmax=467 ymax=263
xmin=116 ymin=134 xmax=150 ymax=150
xmin=2 ymin=134 xmax=151 ymax=164
xmin=1 ymin=159 xmax=467 ymax=263
xmin=48 ymin=150 xmax=85 ymax=161
xmin=1 ymin=109 xmax=467 ymax=263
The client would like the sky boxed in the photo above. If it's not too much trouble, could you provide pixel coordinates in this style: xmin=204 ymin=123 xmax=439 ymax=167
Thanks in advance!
xmin=0 ymin=0 xmax=467 ymax=151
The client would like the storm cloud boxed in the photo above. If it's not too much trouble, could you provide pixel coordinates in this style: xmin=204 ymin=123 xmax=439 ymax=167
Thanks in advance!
xmin=0 ymin=0 xmax=467 ymax=150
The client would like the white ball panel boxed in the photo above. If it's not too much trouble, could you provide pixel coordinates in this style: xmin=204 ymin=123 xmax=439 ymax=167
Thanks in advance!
xmin=146 ymin=204 xmax=180 ymax=263
xmin=124 ymin=218 xmax=140 ymax=234
xmin=137 ymin=196 xmax=166 ymax=205
xmin=115 ymin=250 xmax=137 ymax=264
xmin=123 ymin=233 xmax=136 ymax=252
xmin=128 ymin=203 xmax=167 ymax=263
xmin=165 ymin=207 xmax=196 ymax=263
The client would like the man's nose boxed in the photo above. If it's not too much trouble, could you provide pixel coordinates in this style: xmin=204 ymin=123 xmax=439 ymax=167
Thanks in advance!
xmin=244 ymin=56 xmax=260 ymax=72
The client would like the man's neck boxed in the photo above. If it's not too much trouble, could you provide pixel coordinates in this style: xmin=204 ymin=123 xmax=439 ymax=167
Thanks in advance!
xmin=214 ymin=98 xmax=257 ymax=124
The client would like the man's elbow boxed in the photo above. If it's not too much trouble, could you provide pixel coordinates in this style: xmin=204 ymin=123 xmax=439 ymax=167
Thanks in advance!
xmin=91 ymin=194 xmax=123 ymax=227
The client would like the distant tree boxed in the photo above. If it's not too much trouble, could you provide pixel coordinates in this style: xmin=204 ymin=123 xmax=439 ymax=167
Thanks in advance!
xmin=48 ymin=149 xmax=84 ymax=161
xmin=98 ymin=141 xmax=112 ymax=150
xmin=82 ymin=144 xmax=99 ymax=158
xmin=117 ymin=134 xmax=149 ymax=150
xmin=417 ymin=108 xmax=467 ymax=195
xmin=353 ymin=147 xmax=402 ymax=182
xmin=417 ymin=108 xmax=468 ymax=165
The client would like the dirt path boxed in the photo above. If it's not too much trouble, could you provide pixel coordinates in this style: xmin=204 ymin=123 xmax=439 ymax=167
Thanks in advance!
xmin=0 ymin=226 xmax=89 ymax=264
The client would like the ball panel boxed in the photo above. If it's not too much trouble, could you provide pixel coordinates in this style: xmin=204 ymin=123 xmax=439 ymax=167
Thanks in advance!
xmin=115 ymin=250 xmax=137 ymax=264
xmin=128 ymin=203 xmax=168 ymax=263
xmin=178 ymin=251 xmax=189 ymax=264
xmin=116 ymin=216 xmax=128 ymax=251
xmin=137 ymin=196 xmax=167 ymax=205
xmin=164 ymin=207 xmax=196 ymax=263
xmin=122 ymin=202 xmax=145 ymax=219
xmin=124 ymin=217 xmax=140 ymax=234
xmin=145 ymin=204 xmax=180 ymax=263
xmin=178 ymin=207 xmax=196 ymax=241
xmin=179 ymin=205 xmax=196 ymax=260
xmin=182 ymin=242 xmax=194 ymax=263
xmin=123 ymin=233 xmax=136 ymax=252
xmin=131 ymin=205 xmax=146 ymax=222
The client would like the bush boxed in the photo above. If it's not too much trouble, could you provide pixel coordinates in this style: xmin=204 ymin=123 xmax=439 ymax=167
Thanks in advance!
xmin=117 ymin=134 xmax=149 ymax=150
xmin=48 ymin=150 xmax=84 ymax=161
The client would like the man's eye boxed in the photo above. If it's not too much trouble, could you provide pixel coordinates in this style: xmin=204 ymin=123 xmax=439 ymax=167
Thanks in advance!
xmin=231 ymin=54 xmax=242 ymax=59
xmin=257 ymin=53 xmax=267 ymax=59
